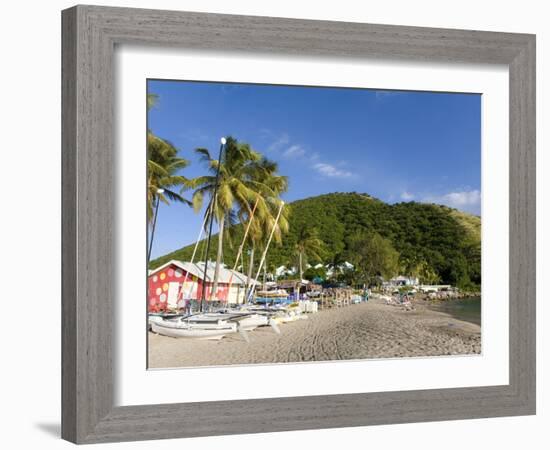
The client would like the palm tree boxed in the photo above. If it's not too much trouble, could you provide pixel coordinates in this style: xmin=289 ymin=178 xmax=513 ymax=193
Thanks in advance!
xmin=192 ymin=137 xmax=276 ymax=297
xmin=239 ymin=157 xmax=289 ymax=293
xmin=293 ymin=227 xmax=325 ymax=283
xmin=147 ymin=133 xmax=193 ymax=222
xmin=147 ymin=92 xmax=192 ymax=220
xmin=146 ymin=92 xmax=194 ymax=263
xmin=147 ymin=93 xmax=159 ymax=110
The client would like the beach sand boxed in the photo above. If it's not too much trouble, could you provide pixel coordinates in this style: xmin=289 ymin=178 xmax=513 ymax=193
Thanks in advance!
xmin=148 ymin=298 xmax=481 ymax=369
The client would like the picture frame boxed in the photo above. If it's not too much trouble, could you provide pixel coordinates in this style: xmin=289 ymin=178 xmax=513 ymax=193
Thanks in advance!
xmin=61 ymin=4 xmax=536 ymax=444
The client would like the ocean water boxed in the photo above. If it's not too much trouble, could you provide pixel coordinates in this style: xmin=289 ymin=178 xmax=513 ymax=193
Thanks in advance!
xmin=426 ymin=296 xmax=481 ymax=326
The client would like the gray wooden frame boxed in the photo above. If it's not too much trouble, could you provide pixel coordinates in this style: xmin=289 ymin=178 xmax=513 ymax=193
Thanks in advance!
xmin=62 ymin=4 xmax=536 ymax=444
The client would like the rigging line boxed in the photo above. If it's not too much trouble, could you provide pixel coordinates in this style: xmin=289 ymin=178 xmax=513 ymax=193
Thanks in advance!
xmin=208 ymin=210 xmax=225 ymax=303
xmin=225 ymin=197 xmax=260 ymax=304
xmin=247 ymin=201 xmax=285 ymax=302
xmin=199 ymin=206 xmax=211 ymax=301
xmin=199 ymin=139 xmax=224 ymax=312
xmin=179 ymin=212 xmax=209 ymax=304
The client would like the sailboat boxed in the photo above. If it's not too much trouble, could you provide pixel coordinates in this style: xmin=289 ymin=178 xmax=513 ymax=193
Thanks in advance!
xmin=254 ymin=288 xmax=289 ymax=304
xmin=181 ymin=312 xmax=268 ymax=331
xmin=152 ymin=137 xmax=236 ymax=340
xmin=151 ymin=138 xmax=289 ymax=341
xmin=150 ymin=316 xmax=237 ymax=340
xmin=148 ymin=312 xmax=182 ymax=331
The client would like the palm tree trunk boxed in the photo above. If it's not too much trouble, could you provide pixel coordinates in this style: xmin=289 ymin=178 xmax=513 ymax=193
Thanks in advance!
xmin=212 ymin=215 xmax=225 ymax=298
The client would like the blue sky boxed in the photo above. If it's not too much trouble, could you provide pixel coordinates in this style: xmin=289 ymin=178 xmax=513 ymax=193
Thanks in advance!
xmin=148 ymin=80 xmax=481 ymax=259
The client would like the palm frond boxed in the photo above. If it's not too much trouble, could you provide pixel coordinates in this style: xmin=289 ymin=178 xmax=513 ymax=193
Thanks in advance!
xmin=192 ymin=190 xmax=205 ymax=213
xmin=147 ymin=93 xmax=159 ymax=110
xmin=147 ymin=160 xmax=169 ymax=177
xmin=195 ymin=147 xmax=212 ymax=162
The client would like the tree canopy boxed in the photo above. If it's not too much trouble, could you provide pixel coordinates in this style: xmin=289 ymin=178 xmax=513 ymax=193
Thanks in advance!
xmin=151 ymin=192 xmax=481 ymax=289
xmin=345 ymin=231 xmax=400 ymax=286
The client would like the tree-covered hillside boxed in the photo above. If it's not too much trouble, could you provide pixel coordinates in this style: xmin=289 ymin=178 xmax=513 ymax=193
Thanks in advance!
xmin=150 ymin=192 xmax=481 ymax=289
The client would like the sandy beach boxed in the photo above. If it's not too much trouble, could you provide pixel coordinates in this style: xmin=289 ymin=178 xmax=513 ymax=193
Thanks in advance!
xmin=148 ymin=298 xmax=481 ymax=369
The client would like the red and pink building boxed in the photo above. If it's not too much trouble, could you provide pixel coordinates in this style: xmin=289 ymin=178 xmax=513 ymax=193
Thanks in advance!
xmin=148 ymin=260 xmax=247 ymax=312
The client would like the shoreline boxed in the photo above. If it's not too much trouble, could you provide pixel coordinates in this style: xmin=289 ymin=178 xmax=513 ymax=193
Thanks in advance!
xmin=148 ymin=297 xmax=481 ymax=369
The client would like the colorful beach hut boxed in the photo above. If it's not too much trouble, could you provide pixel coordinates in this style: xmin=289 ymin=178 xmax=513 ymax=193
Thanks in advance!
xmin=148 ymin=260 xmax=247 ymax=311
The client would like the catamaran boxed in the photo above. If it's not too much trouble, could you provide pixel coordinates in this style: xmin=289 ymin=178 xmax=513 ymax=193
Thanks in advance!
xmin=181 ymin=312 xmax=268 ymax=331
xmin=150 ymin=139 xmax=288 ymax=340
xmin=254 ymin=288 xmax=290 ymax=304
xmin=150 ymin=316 xmax=237 ymax=340
xmin=150 ymin=310 xmax=282 ymax=340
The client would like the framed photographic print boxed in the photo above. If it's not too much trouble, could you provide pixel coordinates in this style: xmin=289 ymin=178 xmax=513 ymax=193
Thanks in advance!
xmin=62 ymin=5 xmax=536 ymax=444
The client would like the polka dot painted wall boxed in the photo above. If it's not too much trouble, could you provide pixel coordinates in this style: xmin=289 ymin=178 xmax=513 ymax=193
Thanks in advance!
xmin=147 ymin=263 xmax=231 ymax=312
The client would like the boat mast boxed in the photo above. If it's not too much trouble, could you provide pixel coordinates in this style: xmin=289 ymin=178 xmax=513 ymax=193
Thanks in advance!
xmin=225 ymin=197 xmax=260 ymax=304
xmin=247 ymin=200 xmax=285 ymax=302
xmin=199 ymin=137 xmax=226 ymax=313
xmin=178 ymin=212 xmax=209 ymax=306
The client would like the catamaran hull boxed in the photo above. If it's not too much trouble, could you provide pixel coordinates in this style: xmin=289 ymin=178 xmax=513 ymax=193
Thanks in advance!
xmin=183 ymin=313 xmax=269 ymax=331
xmin=235 ymin=314 xmax=269 ymax=330
xmin=148 ymin=313 xmax=182 ymax=330
xmin=151 ymin=320 xmax=237 ymax=340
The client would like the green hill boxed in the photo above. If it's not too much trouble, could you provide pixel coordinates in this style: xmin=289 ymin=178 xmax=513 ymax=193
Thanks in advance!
xmin=150 ymin=192 xmax=481 ymax=289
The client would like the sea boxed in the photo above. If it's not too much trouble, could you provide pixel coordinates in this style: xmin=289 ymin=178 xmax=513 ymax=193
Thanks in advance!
xmin=425 ymin=296 xmax=481 ymax=326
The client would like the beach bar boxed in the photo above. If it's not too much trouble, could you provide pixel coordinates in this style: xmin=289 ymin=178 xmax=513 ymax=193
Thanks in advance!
xmin=148 ymin=260 xmax=248 ymax=311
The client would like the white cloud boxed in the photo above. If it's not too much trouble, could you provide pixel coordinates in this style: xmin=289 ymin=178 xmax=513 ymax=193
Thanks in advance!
xmin=263 ymin=131 xmax=356 ymax=179
xmin=267 ymin=133 xmax=289 ymax=153
xmin=309 ymin=152 xmax=320 ymax=162
xmin=283 ymin=145 xmax=306 ymax=159
xmin=422 ymin=189 xmax=481 ymax=214
xmin=313 ymin=163 xmax=354 ymax=178
xmin=400 ymin=191 xmax=415 ymax=201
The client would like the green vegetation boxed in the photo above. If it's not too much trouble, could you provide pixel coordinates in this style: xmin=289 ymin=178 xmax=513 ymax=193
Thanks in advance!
xmin=147 ymin=94 xmax=288 ymax=299
xmin=346 ymin=231 xmax=400 ymax=286
xmin=147 ymin=133 xmax=193 ymax=221
xmin=191 ymin=137 xmax=288 ymax=296
xmin=150 ymin=192 xmax=481 ymax=289
xmin=147 ymin=92 xmax=480 ymax=291
xmin=292 ymin=226 xmax=326 ymax=282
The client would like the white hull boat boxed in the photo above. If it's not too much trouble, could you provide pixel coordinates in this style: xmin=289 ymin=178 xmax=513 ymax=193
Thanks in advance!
xmin=256 ymin=289 xmax=288 ymax=297
xmin=151 ymin=318 xmax=237 ymax=340
xmin=185 ymin=312 xmax=269 ymax=331
xmin=148 ymin=313 xmax=182 ymax=330
xmin=231 ymin=314 xmax=269 ymax=331
xmin=198 ymin=310 xmax=281 ymax=337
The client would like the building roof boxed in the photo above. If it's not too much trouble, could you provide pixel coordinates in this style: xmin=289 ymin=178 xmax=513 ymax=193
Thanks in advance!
xmin=277 ymin=279 xmax=310 ymax=288
xmin=391 ymin=275 xmax=418 ymax=281
xmin=150 ymin=260 xmax=247 ymax=285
